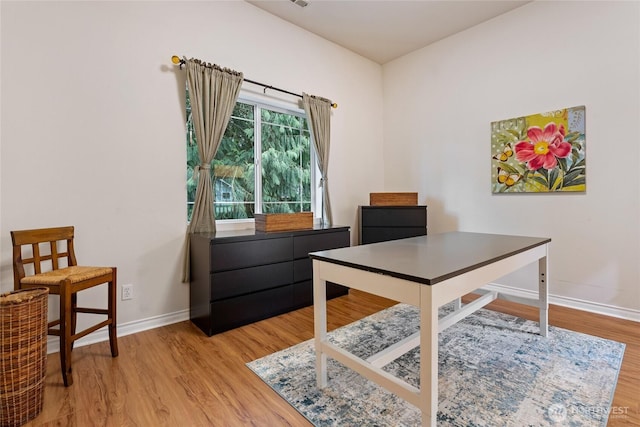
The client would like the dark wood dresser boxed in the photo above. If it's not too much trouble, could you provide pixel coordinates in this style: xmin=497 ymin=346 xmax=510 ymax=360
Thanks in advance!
xmin=359 ymin=205 xmax=427 ymax=244
xmin=190 ymin=225 xmax=350 ymax=336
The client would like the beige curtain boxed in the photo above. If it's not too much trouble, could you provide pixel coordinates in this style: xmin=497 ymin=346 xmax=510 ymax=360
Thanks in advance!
xmin=182 ymin=59 xmax=243 ymax=282
xmin=302 ymin=93 xmax=333 ymax=225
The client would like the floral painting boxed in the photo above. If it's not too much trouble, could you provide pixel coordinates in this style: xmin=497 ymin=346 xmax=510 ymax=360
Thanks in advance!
xmin=491 ymin=106 xmax=586 ymax=193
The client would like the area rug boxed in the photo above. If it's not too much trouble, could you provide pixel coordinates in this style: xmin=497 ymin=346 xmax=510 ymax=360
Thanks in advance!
xmin=247 ymin=303 xmax=625 ymax=426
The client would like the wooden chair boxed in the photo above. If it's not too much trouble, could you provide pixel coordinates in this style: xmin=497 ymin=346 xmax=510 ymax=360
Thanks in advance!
xmin=11 ymin=226 xmax=118 ymax=386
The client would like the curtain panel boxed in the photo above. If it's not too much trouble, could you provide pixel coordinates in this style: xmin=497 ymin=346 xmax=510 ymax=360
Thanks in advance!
xmin=182 ymin=59 xmax=243 ymax=282
xmin=302 ymin=93 xmax=333 ymax=226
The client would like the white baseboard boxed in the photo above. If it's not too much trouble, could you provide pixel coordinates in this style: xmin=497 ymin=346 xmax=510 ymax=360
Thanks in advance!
xmin=483 ymin=283 xmax=640 ymax=323
xmin=46 ymin=309 xmax=189 ymax=354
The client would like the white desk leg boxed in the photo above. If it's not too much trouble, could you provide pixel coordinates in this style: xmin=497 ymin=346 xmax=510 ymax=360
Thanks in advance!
xmin=313 ymin=261 xmax=328 ymax=387
xmin=539 ymin=253 xmax=549 ymax=337
xmin=420 ymin=286 xmax=438 ymax=426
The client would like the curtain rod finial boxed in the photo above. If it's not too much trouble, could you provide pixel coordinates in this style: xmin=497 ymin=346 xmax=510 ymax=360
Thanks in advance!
xmin=172 ymin=55 xmax=186 ymax=69
xmin=331 ymin=103 xmax=338 ymax=109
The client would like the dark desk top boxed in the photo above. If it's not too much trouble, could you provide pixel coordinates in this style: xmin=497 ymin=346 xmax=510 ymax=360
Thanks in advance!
xmin=309 ymin=231 xmax=550 ymax=285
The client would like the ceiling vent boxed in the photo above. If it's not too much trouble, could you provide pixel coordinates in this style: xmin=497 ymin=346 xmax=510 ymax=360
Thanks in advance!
xmin=289 ymin=0 xmax=309 ymax=7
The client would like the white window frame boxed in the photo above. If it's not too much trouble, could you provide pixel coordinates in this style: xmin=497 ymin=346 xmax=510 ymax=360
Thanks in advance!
xmin=214 ymin=92 xmax=320 ymax=230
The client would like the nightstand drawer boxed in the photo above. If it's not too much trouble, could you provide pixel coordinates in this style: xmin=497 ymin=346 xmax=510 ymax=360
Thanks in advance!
xmin=361 ymin=207 xmax=426 ymax=227
xmin=361 ymin=227 xmax=426 ymax=244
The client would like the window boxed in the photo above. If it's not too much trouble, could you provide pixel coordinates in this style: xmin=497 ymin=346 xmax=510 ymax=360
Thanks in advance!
xmin=186 ymin=92 xmax=315 ymax=221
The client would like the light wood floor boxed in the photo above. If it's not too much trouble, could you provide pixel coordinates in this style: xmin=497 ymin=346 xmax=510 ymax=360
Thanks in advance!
xmin=24 ymin=290 xmax=639 ymax=426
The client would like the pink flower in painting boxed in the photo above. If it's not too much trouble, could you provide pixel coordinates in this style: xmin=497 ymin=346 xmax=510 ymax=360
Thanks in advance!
xmin=514 ymin=123 xmax=572 ymax=170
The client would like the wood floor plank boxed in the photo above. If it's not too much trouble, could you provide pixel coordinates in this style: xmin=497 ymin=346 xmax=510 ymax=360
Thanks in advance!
xmin=21 ymin=290 xmax=639 ymax=426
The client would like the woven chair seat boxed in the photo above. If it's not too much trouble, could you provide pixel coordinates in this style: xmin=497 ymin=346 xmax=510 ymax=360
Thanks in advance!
xmin=21 ymin=266 xmax=113 ymax=285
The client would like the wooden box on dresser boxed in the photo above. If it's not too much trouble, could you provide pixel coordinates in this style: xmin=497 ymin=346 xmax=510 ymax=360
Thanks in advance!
xmin=359 ymin=205 xmax=427 ymax=244
xmin=190 ymin=225 xmax=350 ymax=336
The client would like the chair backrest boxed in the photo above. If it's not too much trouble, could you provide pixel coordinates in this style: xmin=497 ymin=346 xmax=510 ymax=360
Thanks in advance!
xmin=11 ymin=226 xmax=78 ymax=288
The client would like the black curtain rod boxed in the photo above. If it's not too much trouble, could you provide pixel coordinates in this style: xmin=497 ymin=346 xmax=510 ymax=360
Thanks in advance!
xmin=172 ymin=56 xmax=337 ymax=108
xmin=244 ymin=78 xmax=304 ymax=102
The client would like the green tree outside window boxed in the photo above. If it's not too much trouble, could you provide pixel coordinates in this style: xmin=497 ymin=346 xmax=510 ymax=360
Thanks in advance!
xmin=186 ymin=92 xmax=313 ymax=221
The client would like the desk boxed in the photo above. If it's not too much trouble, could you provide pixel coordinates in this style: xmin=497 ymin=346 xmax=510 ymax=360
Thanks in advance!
xmin=310 ymin=232 xmax=550 ymax=426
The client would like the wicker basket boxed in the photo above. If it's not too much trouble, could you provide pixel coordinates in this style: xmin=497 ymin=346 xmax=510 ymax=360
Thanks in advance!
xmin=0 ymin=288 xmax=48 ymax=427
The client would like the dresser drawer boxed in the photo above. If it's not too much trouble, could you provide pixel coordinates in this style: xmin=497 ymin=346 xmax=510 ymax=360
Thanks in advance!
xmin=293 ymin=257 xmax=355 ymax=284
xmin=210 ymin=237 xmax=291 ymax=272
xmin=361 ymin=207 xmax=426 ymax=227
xmin=210 ymin=285 xmax=293 ymax=334
xmin=211 ymin=261 xmax=293 ymax=301
xmin=293 ymin=258 xmax=311 ymax=282
xmin=293 ymin=280 xmax=349 ymax=308
xmin=361 ymin=227 xmax=427 ymax=244
xmin=293 ymin=230 xmax=350 ymax=259
xmin=293 ymin=280 xmax=313 ymax=307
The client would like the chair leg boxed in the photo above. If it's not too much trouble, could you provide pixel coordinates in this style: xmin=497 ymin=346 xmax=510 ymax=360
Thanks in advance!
xmin=70 ymin=293 xmax=78 ymax=351
xmin=60 ymin=280 xmax=73 ymax=386
xmin=108 ymin=268 xmax=118 ymax=357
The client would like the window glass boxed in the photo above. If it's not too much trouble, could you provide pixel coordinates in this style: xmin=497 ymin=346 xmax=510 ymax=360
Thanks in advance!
xmin=212 ymin=109 xmax=255 ymax=219
xmin=186 ymin=92 xmax=313 ymax=221
xmin=261 ymin=110 xmax=311 ymax=213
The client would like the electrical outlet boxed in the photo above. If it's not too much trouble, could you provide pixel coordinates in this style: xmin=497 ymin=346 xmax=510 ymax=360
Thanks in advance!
xmin=122 ymin=284 xmax=133 ymax=300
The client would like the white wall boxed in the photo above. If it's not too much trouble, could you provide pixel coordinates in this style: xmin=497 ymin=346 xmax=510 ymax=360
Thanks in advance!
xmin=382 ymin=1 xmax=640 ymax=315
xmin=0 ymin=1 xmax=385 ymax=335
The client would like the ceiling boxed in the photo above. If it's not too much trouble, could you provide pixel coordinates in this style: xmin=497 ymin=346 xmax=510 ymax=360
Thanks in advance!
xmin=246 ymin=0 xmax=531 ymax=64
